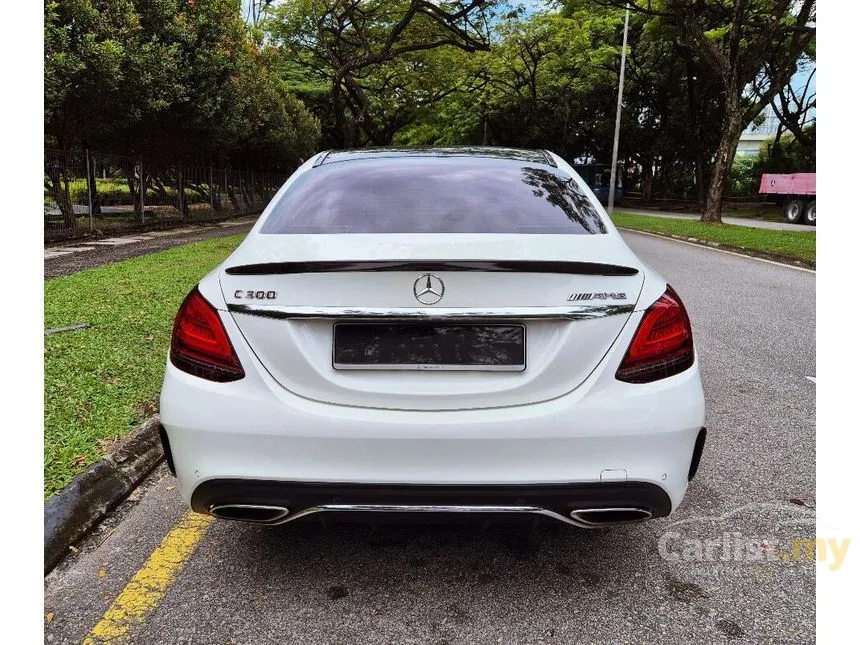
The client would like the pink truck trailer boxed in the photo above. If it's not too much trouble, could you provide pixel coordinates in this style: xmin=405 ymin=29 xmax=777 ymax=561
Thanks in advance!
xmin=759 ymin=173 xmax=816 ymax=226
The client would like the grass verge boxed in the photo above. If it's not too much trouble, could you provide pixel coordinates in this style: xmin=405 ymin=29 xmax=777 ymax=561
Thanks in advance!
xmin=44 ymin=234 xmax=245 ymax=498
xmin=612 ymin=212 xmax=816 ymax=265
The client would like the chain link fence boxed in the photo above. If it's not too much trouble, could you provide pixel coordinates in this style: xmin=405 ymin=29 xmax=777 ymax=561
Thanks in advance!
xmin=45 ymin=149 xmax=288 ymax=241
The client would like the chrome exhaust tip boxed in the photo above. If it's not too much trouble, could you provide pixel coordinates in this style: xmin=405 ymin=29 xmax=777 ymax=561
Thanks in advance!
xmin=569 ymin=507 xmax=652 ymax=526
xmin=209 ymin=504 xmax=289 ymax=524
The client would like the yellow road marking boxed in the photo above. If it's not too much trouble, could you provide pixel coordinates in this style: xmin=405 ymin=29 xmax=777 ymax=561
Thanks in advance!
xmin=83 ymin=511 xmax=213 ymax=644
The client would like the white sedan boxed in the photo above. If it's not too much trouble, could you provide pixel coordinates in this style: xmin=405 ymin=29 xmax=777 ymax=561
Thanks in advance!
xmin=159 ymin=147 xmax=706 ymax=528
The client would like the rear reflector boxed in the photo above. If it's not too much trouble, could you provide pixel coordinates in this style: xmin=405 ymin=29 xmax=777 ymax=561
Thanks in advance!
xmin=170 ymin=287 xmax=245 ymax=382
xmin=616 ymin=285 xmax=694 ymax=383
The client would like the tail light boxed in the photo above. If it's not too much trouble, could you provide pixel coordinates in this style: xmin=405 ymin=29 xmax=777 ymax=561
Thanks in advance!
xmin=616 ymin=285 xmax=694 ymax=383
xmin=170 ymin=287 xmax=245 ymax=382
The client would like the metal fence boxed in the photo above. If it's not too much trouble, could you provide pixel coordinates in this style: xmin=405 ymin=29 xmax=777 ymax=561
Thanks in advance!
xmin=44 ymin=149 xmax=288 ymax=241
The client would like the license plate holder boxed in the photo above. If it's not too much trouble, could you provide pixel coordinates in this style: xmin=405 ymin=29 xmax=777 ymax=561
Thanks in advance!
xmin=332 ymin=322 xmax=526 ymax=371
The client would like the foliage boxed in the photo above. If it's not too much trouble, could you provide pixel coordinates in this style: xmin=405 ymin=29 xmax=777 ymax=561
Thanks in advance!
xmin=599 ymin=0 xmax=815 ymax=221
xmin=391 ymin=6 xmax=626 ymax=157
xmin=44 ymin=0 xmax=320 ymax=167
xmin=52 ymin=178 xmax=198 ymax=205
xmin=44 ymin=234 xmax=245 ymax=497
xmin=44 ymin=0 xmax=817 ymax=220
xmin=266 ymin=0 xmax=494 ymax=147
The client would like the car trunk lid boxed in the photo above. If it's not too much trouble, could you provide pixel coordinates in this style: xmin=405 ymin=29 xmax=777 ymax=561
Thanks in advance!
xmin=221 ymin=234 xmax=644 ymax=410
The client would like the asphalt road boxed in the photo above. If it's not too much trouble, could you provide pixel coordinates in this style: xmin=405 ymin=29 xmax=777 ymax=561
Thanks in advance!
xmin=45 ymin=231 xmax=816 ymax=644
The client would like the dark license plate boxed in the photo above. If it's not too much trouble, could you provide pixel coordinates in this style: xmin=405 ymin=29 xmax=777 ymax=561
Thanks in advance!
xmin=333 ymin=323 xmax=526 ymax=371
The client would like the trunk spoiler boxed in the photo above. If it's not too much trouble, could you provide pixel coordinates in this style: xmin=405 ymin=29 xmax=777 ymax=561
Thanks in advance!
xmin=225 ymin=260 xmax=639 ymax=277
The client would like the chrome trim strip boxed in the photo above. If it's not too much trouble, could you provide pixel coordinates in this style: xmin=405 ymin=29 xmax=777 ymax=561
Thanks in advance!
xmin=263 ymin=504 xmax=601 ymax=528
xmin=228 ymin=303 xmax=634 ymax=321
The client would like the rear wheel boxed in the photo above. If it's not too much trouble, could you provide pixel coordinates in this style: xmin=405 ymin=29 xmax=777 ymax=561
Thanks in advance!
xmin=803 ymin=200 xmax=816 ymax=226
xmin=784 ymin=199 xmax=806 ymax=224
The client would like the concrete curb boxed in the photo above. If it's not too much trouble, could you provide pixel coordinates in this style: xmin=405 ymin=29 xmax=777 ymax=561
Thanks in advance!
xmin=44 ymin=416 xmax=164 ymax=575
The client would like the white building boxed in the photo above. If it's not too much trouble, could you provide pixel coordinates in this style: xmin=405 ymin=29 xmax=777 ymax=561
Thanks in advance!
xmin=736 ymin=104 xmax=781 ymax=158
xmin=736 ymin=66 xmax=815 ymax=158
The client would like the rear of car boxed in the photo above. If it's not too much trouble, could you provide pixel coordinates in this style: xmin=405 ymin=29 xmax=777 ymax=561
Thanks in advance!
xmin=160 ymin=147 xmax=706 ymax=528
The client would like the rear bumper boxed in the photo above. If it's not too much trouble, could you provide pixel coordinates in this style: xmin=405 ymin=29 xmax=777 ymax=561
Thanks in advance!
xmin=160 ymin=302 xmax=707 ymax=518
xmin=162 ymin=368 xmax=705 ymax=514
xmin=191 ymin=480 xmax=672 ymax=527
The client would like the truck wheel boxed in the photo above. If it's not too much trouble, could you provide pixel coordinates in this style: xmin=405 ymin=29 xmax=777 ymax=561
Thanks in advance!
xmin=803 ymin=200 xmax=816 ymax=226
xmin=784 ymin=199 xmax=805 ymax=224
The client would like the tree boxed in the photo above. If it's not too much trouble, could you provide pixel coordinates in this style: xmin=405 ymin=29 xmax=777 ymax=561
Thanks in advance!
xmin=44 ymin=0 xmax=176 ymax=224
xmin=266 ymin=0 xmax=494 ymax=147
xmin=45 ymin=0 xmax=320 ymax=222
xmin=476 ymin=11 xmax=620 ymax=156
xmin=392 ymin=7 xmax=624 ymax=159
xmin=601 ymin=0 xmax=815 ymax=222
xmin=45 ymin=0 xmax=320 ymax=162
xmin=770 ymin=58 xmax=815 ymax=150
xmin=611 ymin=9 xmax=727 ymax=204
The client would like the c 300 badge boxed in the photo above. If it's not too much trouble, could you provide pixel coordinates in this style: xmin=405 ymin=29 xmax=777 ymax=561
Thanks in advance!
xmin=234 ymin=290 xmax=277 ymax=300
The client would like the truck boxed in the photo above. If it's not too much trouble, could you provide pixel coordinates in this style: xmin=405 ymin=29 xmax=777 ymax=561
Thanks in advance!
xmin=759 ymin=172 xmax=816 ymax=226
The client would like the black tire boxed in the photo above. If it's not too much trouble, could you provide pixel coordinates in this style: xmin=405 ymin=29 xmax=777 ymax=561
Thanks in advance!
xmin=784 ymin=198 xmax=805 ymax=224
xmin=803 ymin=200 xmax=816 ymax=226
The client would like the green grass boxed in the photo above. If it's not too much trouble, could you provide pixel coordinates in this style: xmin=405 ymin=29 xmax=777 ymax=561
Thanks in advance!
xmin=612 ymin=211 xmax=816 ymax=264
xmin=44 ymin=234 xmax=245 ymax=498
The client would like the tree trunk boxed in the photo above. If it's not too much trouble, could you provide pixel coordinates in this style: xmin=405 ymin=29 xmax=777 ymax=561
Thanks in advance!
xmin=226 ymin=182 xmax=241 ymax=211
xmin=47 ymin=170 xmax=76 ymax=229
xmin=694 ymin=150 xmax=706 ymax=207
xmin=702 ymin=114 xmax=744 ymax=223
xmin=125 ymin=170 xmax=140 ymax=221
xmin=641 ymin=160 xmax=653 ymax=205
xmin=682 ymin=52 xmax=706 ymax=208
xmin=341 ymin=74 xmax=384 ymax=146
xmin=331 ymin=81 xmax=351 ymax=148
xmin=211 ymin=173 xmax=223 ymax=213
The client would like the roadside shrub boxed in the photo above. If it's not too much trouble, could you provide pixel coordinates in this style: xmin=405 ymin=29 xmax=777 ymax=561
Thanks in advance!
xmin=65 ymin=178 xmax=198 ymax=205
xmin=68 ymin=178 xmax=130 ymax=204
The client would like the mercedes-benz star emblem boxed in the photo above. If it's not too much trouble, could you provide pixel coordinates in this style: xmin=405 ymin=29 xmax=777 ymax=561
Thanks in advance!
xmin=413 ymin=273 xmax=445 ymax=305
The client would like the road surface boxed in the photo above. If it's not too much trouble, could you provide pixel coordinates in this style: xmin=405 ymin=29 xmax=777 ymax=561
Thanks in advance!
xmin=45 ymin=231 xmax=816 ymax=644
xmin=619 ymin=208 xmax=816 ymax=232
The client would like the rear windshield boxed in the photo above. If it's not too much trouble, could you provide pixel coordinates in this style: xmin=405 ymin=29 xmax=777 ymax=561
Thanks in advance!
xmin=260 ymin=158 xmax=607 ymax=234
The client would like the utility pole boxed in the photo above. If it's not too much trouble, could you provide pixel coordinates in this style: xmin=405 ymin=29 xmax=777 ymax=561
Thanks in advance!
xmin=139 ymin=155 xmax=145 ymax=224
xmin=85 ymin=149 xmax=93 ymax=231
xmin=607 ymin=4 xmax=630 ymax=216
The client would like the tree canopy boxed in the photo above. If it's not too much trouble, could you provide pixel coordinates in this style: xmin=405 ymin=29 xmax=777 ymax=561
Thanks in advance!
xmin=45 ymin=0 xmax=816 ymax=221
xmin=45 ymin=0 xmax=320 ymax=168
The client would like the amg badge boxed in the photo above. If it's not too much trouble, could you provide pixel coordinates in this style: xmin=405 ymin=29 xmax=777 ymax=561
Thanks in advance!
xmin=568 ymin=292 xmax=627 ymax=302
